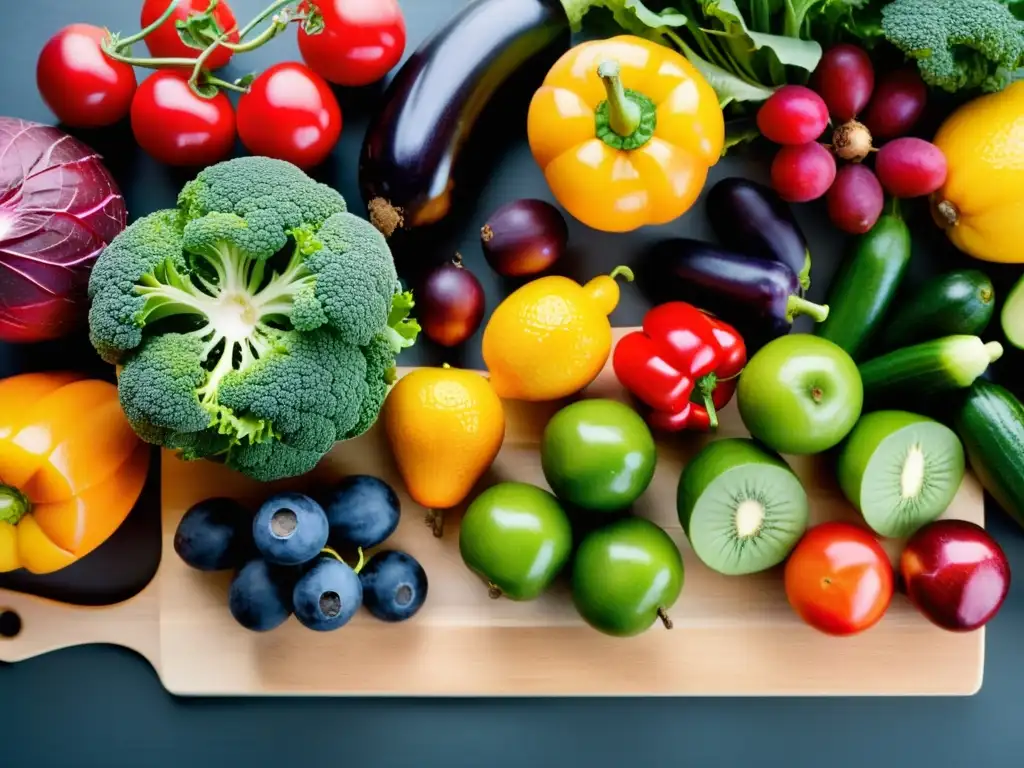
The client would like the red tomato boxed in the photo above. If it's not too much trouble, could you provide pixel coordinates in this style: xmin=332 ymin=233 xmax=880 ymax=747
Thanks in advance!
xmin=140 ymin=0 xmax=240 ymax=70
xmin=784 ymin=522 xmax=894 ymax=636
xmin=131 ymin=71 xmax=236 ymax=167
xmin=237 ymin=62 xmax=342 ymax=169
xmin=298 ymin=0 xmax=406 ymax=86
xmin=36 ymin=24 xmax=137 ymax=128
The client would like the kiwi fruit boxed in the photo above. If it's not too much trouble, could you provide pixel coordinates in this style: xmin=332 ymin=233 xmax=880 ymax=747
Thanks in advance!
xmin=676 ymin=438 xmax=810 ymax=576
xmin=837 ymin=410 xmax=965 ymax=538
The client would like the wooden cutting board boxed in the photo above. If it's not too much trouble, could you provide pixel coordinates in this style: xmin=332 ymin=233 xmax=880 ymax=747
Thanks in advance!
xmin=0 ymin=328 xmax=985 ymax=696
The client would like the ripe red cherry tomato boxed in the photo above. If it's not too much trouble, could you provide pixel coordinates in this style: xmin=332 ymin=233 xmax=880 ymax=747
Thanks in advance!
xmin=784 ymin=521 xmax=894 ymax=636
xmin=131 ymin=71 xmax=236 ymax=167
xmin=140 ymin=0 xmax=241 ymax=71
xmin=36 ymin=24 xmax=137 ymax=128
xmin=237 ymin=62 xmax=342 ymax=169
xmin=298 ymin=0 xmax=406 ymax=86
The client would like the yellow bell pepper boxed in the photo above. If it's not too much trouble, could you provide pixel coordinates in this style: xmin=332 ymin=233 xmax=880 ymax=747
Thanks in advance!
xmin=527 ymin=35 xmax=725 ymax=233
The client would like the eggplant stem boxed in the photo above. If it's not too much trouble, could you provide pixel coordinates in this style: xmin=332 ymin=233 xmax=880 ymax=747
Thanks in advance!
xmin=787 ymin=295 xmax=829 ymax=324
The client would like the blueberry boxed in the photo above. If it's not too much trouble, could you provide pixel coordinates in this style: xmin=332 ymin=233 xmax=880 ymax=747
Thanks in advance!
xmin=228 ymin=559 xmax=297 ymax=632
xmin=253 ymin=492 xmax=329 ymax=566
xmin=174 ymin=497 xmax=254 ymax=571
xmin=359 ymin=550 xmax=428 ymax=622
xmin=322 ymin=475 xmax=401 ymax=550
xmin=292 ymin=557 xmax=363 ymax=631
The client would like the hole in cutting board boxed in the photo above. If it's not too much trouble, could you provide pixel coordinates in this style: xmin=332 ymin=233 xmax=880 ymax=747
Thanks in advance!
xmin=0 ymin=610 xmax=21 ymax=638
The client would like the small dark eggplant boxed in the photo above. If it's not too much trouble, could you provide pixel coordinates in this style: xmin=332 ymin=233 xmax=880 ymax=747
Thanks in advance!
xmin=637 ymin=239 xmax=829 ymax=349
xmin=359 ymin=0 xmax=570 ymax=237
xmin=705 ymin=177 xmax=812 ymax=291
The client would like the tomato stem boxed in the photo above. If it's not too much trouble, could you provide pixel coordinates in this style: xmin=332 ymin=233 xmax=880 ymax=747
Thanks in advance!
xmin=114 ymin=0 xmax=183 ymax=51
xmin=203 ymin=74 xmax=249 ymax=94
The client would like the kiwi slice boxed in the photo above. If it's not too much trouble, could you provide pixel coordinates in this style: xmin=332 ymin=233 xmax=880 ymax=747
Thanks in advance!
xmin=676 ymin=438 xmax=809 ymax=576
xmin=837 ymin=410 xmax=965 ymax=538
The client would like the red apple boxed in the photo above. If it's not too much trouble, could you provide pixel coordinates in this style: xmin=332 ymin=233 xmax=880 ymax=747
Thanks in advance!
xmin=900 ymin=520 xmax=1010 ymax=632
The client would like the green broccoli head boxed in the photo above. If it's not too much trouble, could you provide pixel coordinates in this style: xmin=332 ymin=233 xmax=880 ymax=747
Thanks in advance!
xmin=881 ymin=0 xmax=1024 ymax=93
xmin=86 ymin=157 xmax=421 ymax=482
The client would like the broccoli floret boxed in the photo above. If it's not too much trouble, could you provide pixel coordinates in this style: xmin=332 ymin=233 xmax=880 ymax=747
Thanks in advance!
xmin=86 ymin=157 xmax=422 ymax=483
xmin=881 ymin=0 xmax=1024 ymax=93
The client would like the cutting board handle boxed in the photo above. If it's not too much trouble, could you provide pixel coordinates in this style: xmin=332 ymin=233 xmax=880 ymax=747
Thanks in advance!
xmin=0 ymin=582 xmax=159 ymax=666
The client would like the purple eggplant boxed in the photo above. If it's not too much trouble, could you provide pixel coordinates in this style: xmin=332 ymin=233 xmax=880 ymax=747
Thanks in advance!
xmin=359 ymin=0 xmax=570 ymax=238
xmin=636 ymin=239 xmax=829 ymax=349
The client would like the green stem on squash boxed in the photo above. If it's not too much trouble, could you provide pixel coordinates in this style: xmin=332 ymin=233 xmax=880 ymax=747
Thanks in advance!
xmin=0 ymin=484 xmax=31 ymax=527
xmin=697 ymin=373 xmax=719 ymax=430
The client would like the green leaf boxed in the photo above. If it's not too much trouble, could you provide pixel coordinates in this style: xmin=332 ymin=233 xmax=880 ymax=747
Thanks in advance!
xmin=721 ymin=116 xmax=761 ymax=154
xmin=560 ymin=0 xmax=688 ymax=34
xmin=190 ymin=78 xmax=220 ymax=99
xmin=385 ymin=291 xmax=422 ymax=354
xmin=175 ymin=1 xmax=227 ymax=52
xmin=234 ymin=73 xmax=256 ymax=89
xmin=302 ymin=4 xmax=326 ymax=35
xmin=701 ymin=0 xmax=823 ymax=71
xmin=674 ymin=37 xmax=776 ymax=105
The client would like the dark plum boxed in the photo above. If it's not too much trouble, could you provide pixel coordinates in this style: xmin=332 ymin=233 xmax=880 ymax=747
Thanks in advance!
xmin=480 ymin=198 xmax=568 ymax=277
xmin=812 ymin=44 xmax=874 ymax=121
xmin=253 ymin=492 xmax=329 ymax=566
xmin=323 ymin=474 xmax=401 ymax=550
xmin=360 ymin=550 xmax=428 ymax=622
xmin=863 ymin=68 xmax=927 ymax=140
xmin=417 ymin=255 xmax=486 ymax=347
xmin=228 ymin=559 xmax=296 ymax=632
xmin=293 ymin=555 xmax=363 ymax=631
xmin=174 ymin=497 xmax=254 ymax=571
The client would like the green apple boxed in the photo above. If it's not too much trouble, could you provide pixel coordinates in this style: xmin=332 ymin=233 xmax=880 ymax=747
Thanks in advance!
xmin=459 ymin=482 xmax=572 ymax=600
xmin=737 ymin=334 xmax=863 ymax=455
xmin=541 ymin=398 xmax=657 ymax=512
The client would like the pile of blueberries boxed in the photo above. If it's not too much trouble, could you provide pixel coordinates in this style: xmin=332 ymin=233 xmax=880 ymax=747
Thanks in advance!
xmin=174 ymin=475 xmax=428 ymax=632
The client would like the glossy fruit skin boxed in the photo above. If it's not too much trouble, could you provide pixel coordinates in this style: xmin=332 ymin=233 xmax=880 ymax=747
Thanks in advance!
xmin=321 ymin=475 xmax=400 ymax=550
xmin=252 ymin=492 xmax=329 ymax=566
xmin=140 ymin=0 xmax=240 ymax=71
xmin=383 ymin=367 xmax=505 ymax=513
xmin=298 ymin=0 xmax=406 ymax=86
xmin=875 ymin=137 xmax=947 ymax=198
xmin=785 ymin=521 xmax=894 ymax=636
xmin=863 ymin=68 xmax=927 ymax=140
xmin=0 ymin=373 xmax=149 ymax=575
xmin=541 ymin=399 xmax=657 ymax=512
xmin=901 ymin=520 xmax=1010 ymax=632
xmin=293 ymin=556 xmax=363 ymax=631
xmin=360 ymin=550 xmax=428 ymax=622
xmin=237 ymin=62 xmax=342 ymax=169
xmin=572 ymin=517 xmax=684 ymax=637
xmin=459 ymin=482 xmax=572 ymax=601
xmin=737 ymin=334 xmax=863 ymax=455
xmin=481 ymin=199 xmax=568 ymax=277
xmin=36 ymin=24 xmax=137 ymax=128
xmin=757 ymin=85 xmax=830 ymax=145
xmin=418 ymin=260 xmax=486 ymax=347
xmin=130 ymin=71 xmax=237 ymax=167
xmin=813 ymin=44 xmax=874 ymax=122
xmin=174 ymin=497 xmax=253 ymax=571
xmin=826 ymin=164 xmax=885 ymax=235
xmin=771 ymin=142 xmax=836 ymax=203
xmin=228 ymin=558 xmax=296 ymax=632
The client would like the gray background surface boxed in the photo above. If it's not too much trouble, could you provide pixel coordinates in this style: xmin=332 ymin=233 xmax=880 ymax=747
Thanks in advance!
xmin=1 ymin=1 xmax=1023 ymax=766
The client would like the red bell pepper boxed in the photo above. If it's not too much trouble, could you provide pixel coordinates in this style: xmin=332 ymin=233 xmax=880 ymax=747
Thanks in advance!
xmin=612 ymin=302 xmax=746 ymax=431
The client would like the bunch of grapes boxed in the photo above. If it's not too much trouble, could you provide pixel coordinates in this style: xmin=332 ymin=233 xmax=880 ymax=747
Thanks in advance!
xmin=757 ymin=44 xmax=947 ymax=234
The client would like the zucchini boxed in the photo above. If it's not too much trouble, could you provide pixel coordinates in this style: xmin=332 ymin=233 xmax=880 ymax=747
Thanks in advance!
xmin=953 ymin=381 xmax=1024 ymax=528
xmin=815 ymin=213 xmax=911 ymax=360
xmin=877 ymin=269 xmax=995 ymax=353
xmin=859 ymin=335 xmax=1004 ymax=404
xmin=1001 ymin=273 xmax=1024 ymax=349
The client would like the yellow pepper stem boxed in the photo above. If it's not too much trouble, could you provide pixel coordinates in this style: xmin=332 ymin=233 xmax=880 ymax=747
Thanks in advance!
xmin=0 ymin=484 xmax=30 ymax=526
xmin=598 ymin=60 xmax=641 ymax=137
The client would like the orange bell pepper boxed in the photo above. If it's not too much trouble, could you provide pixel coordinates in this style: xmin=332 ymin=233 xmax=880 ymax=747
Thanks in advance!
xmin=0 ymin=372 xmax=150 ymax=574
xmin=527 ymin=35 xmax=725 ymax=233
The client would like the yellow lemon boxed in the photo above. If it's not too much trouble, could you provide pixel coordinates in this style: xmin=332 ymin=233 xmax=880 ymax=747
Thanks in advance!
xmin=482 ymin=266 xmax=633 ymax=401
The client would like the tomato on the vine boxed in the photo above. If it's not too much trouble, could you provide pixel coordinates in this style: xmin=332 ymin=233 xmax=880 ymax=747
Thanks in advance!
xmin=784 ymin=521 xmax=894 ymax=636
xmin=140 ymin=0 xmax=240 ymax=71
xmin=36 ymin=24 xmax=137 ymax=128
xmin=131 ymin=71 xmax=236 ymax=167
xmin=237 ymin=62 xmax=342 ymax=169
xmin=298 ymin=0 xmax=406 ymax=86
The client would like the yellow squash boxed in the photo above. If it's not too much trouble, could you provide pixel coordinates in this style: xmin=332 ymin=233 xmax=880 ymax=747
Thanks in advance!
xmin=931 ymin=81 xmax=1024 ymax=263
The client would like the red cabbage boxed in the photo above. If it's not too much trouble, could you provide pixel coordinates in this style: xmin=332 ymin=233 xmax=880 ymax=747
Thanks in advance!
xmin=0 ymin=117 xmax=127 ymax=343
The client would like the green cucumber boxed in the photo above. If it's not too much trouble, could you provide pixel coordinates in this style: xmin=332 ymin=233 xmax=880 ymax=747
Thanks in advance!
xmin=859 ymin=335 xmax=1004 ymax=404
xmin=877 ymin=269 xmax=995 ymax=353
xmin=815 ymin=213 xmax=911 ymax=360
xmin=953 ymin=381 xmax=1024 ymax=528
xmin=1001 ymin=273 xmax=1024 ymax=350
